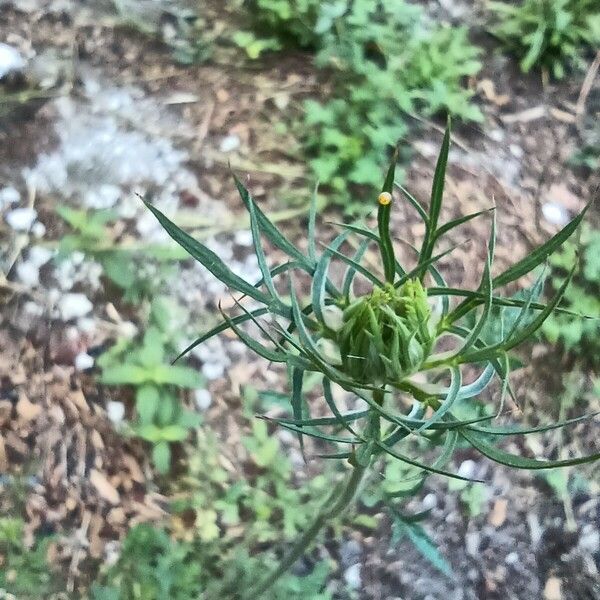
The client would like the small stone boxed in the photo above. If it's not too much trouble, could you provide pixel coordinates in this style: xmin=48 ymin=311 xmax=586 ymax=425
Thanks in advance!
xmin=234 ymin=229 xmax=253 ymax=247
xmin=505 ymin=552 xmax=519 ymax=565
xmin=489 ymin=129 xmax=504 ymax=143
xmin=31 ymin=222 xmax=46 ymax=238
xmin=16 ymin=261 xmax=41 ymax=287
xmin=0 ymin=186 xmax=20 ymax=209
xmin=74 ymin=352 xmax=94 ymax=371
xmin=90 ymin=469 xmax=120 ymax=505
xmin=543 ymin=577 xmax=562 ymax=600
xmin=193 ymin=388 xmax=212 ymax=411
xmin=58 ymin=293 xmax=93 ymax=321
xmin=458 ymin=459 xmax=477 ymax=480
xmin=0 ymin=43 xmax=26 ymax=78
xmin=106 ymin=401 xmax=125 ymax=424
xmin=578 ymin=525 xmax=599 ymax=554
xmin=509 ymin=144 xmax=524 ymax=158
xmin=219 ymin=134 xmax=241 ymax=153
xmin=542 ymin=202 xmax=569 ymax=226
xmin=343 ymin=563 xmax=362 ymax=590
xmin=421 ymin=493 xmax=437 ymax=511
xmin=202 ymin=361 xmax=225 ymax=380
xmin=5 ymin=207 xmax=37 ymax=231
xmin=340 ymin=539 xmax=362 ymax=568
xmin=465 ymin=531 xmax=480 ymax=556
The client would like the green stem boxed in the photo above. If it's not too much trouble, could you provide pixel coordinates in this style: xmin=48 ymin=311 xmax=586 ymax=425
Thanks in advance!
xmin=246 ymin=458 xmax=368 ymax=599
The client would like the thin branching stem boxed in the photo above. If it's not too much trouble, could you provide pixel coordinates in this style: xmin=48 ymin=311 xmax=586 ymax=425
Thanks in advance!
xmin=246 ymin=460 xmax=368 ymax=599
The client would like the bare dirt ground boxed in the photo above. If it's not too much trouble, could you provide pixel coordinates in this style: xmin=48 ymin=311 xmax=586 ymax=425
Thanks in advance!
xmin=1 ymin=1 xmax=599 ymax=599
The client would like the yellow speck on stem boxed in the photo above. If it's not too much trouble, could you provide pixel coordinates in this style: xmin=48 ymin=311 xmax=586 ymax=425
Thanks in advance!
xmin=378 ymin=192 xmax=392 ymax=205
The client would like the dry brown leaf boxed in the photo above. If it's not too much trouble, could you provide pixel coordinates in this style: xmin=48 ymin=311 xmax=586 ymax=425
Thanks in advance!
xmin=488 ymin=498 xmax=508 ymax=527
xmin=16 ymin=391 xmax=42 ymax=422
xmin=544 ymin=577 xmax=562 ymax=600
xmin=90 ymin=469 xmax=120 ymax=505
xmin=501 ymin=106 xmax=546 ymax=123
xmin=0 ymin=435 xmax=8 ymax=472
xmin=478 ymin=79 xmax=510 ymax=107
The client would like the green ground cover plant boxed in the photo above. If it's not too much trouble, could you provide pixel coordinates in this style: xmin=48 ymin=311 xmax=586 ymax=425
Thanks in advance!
xmin=144 ymin=121 xmax=599 ymax=597
xmin=236 ymin=0 xmax=482 ymax=212
xmin=541 ymin=225 xmax=600 ymax=364
xmin=489 ymin=0 xmax=600 ymax=79
xmin=0 ymin=518 xmax=57 ymax=598
xmin=98 ymin=297 xmax=204 ymax=473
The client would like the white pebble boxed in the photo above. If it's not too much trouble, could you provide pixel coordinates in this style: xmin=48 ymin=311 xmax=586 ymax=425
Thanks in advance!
xmin=458 ymin=459 xmax=477 ymax=480
xmin=421 ymin=493 xmax=438 ymax=511
xmin=579 ymin=525 xmax=599 ymax=554
xmin=106 ymin=401 xmax=125 ymax=424
xmin=505 ymin=551 xmax=519 ymax=565
xmin=343 ymin=563 xmax=362 ymax=590
xmin=234 ymin=229 xmax=253 ymax=247
xmin=0 ymin=186 xmax=20 ymax=209
xmin=28 ymin=245 xmax=53 ymax=267
xmin=193 ymin=388 xmax=212 ymax=411
xmin=31 ymin=221 xmax=46 ymax=238
xmin=509 ymin=144 xmax=524 ymax=158
xmin=16 ymin=261 xmax=41 ymax=286
xmin=542 ymin=202 xmax=569 ymax=226
xmin=58 ymin=293 xmax=93 ymax=321
xmin=0 ymin=43 xmax=26 ymax=78
xmin=219 ymin=134 xmax=241 ymax=153
xmin=202 ymin=361 xmax=225 ymax=380
xmin=74 ymin=352 xmax=94 ymax=371
xmin=5 ymin=207 xmax=37 ymax=231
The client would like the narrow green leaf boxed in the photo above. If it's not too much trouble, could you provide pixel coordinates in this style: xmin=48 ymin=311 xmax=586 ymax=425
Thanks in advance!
xmin=144 ymin=201 xmax=269 ymax=304
xmin=460 ymin=429 xmax=600 ymax=469
xmin=375 ymin=440 xmax=482 ymax=483
xmin=234 ymin=175 xmax=312 ymax=268
xmin=433 ymin=208 xmax=495 ymax=242
xmin=172 ymin=307 xmax=270 ymax=363
xmin=322 ymin=243 xmax=384 ymax=288
xmin=291 ymin=367 xmax=306 ymax=458
xmin=343 ymin=238 xmax=370 ymax=300
xmin=323 ymin=377 xmax=358 ymax=436
xmin=395 ymin=182 xmax=429 ymax=224
xmin=247 ymin=189 xmax=283 ymax=304
xmin=415 ymin=367 xmax=461 ymax=434
xmin=419 ymin=122 xmax=451 ymax=270
xmin=308 ymin=183 xmax=319 ymax=264
xmin=312 ymin=231 xmax=349 ymax=324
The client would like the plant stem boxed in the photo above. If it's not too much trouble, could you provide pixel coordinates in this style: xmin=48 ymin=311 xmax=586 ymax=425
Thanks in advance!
xmin=246 ymin=460 xmax=368 ymax=599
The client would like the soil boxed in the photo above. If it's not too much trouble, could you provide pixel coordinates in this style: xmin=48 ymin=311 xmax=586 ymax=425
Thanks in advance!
xmin=0 ymin=1 xmax=598 ymax=599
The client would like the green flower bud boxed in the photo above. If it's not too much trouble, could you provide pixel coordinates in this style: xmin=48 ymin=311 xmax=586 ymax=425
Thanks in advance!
xmin=335 ymin=280 xmax=433 ymax=386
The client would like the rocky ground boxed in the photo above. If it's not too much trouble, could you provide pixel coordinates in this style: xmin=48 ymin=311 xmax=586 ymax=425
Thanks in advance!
xmin=0 ymin=1 xmax=599 ymax=599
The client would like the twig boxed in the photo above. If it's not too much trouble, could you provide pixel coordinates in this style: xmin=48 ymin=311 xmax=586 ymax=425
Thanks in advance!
xmin=576 ymin=50 xmax=600 ymax=122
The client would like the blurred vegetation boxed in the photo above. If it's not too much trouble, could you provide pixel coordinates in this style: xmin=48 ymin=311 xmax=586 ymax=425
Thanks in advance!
xmin=489 ymin=0 xmax=600 ymax=79
xmin=542 ymin=226 xmax=600 ymax=365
